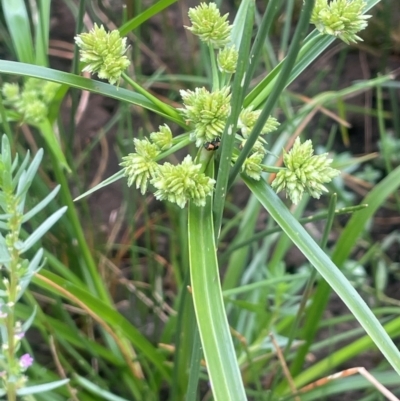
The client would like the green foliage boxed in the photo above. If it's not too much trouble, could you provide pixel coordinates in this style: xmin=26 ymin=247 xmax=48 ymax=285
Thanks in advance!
xmin=0 ymin=135 xmax=67 ymax=399
xmin=0 ymin=0 xmax=399 ymax=400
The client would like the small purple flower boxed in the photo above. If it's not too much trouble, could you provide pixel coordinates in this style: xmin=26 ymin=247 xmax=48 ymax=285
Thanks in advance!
xmin=15 ymin=332 xmax=25 ymax=340
xmin=19 ymin=353 xmax=34 ymax=369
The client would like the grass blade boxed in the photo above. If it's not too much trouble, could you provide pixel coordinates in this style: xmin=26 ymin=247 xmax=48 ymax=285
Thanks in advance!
xmin=243 ymin=175 xmax=400 ymax=380
xmin=189 ymin=170 xmax=247 ymax=400
xmin=0 ymin=60 xmax=184 ymax=126
xmin=213 ymin=0 xmax=255 ymax=240
xmin=119 ymin=0 xmax=178 ymax=36
xmin=1 ymin=0 xmax=34 ymax=63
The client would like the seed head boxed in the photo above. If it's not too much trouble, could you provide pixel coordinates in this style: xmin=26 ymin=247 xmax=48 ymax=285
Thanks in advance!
xmin=120 ymin=138 xmax=160 ymax=194
xmin=186 ymin=2 xmax=232 ymax=49
xmin=75 ymin=23 xmax=130 ymax=85
xmin=311 ymin=0 xmax=371 ymax=44
xmin=150 ymin=124 xmax=173 ymax=151
xmin=217 ymin=46 xmax=238 ymax=74
xmin=271 ymin=138 xmax=340 ymax=204
xmin=152 ymin=155 xmax=215 ymax=208
xmin=180 ymin=86 xmax=231 ymax=147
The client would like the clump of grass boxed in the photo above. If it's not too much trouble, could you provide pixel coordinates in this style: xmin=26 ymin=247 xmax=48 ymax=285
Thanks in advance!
xmin=0 ymin=0 xmax=399 ymax=400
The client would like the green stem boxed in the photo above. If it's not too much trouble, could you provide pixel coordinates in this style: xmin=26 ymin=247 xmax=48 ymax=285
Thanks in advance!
xmin=261 ymin=165 xmax=284 ymax=173
xmin=4 ymin=194 xmax=23 ymax=401
xmin=121 ymin=72 xmax=180 ymax=120
xmin=209 ymin=44 xmax=219 ymax=90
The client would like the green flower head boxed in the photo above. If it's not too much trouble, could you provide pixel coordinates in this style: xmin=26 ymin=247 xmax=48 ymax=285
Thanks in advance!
xmin=120 ymin=138 xmax=160 ymax=194
xmin=311 ymin=0 xmax=371 ymax=44
xmin=241 ymin=137 xmax=267 ymax=155
xmin=217 ymin=46 xmax=238 ymax=74
xmin=242 ymin=152 xmax=264 ymax=181
xmin=75 ymin=23 xmax=130 ymax=85
xmin=271 ymin=138 xmax=340 ymax=204
xmin=21 ymin=99 xmax=47 ymax=125
xmin=1 ymin=78 xmax=60 ymax=125
xmin=186 ymin=2 xmax=232 ymax=49
xmin=180 ymin=86 xmax=231 ymax=147
xmin=41 ymin=81 xmax=61 ymax=104
xmin=238 ymin=107 xmax=280 ymax=138
xmin=2 ymin=83 xmax=20 ymax=104
xmin=150 ymin=124 xmax=173 ymax=151
xmin=19 ymin=87 xmax=48 ymax=124
xmin=151 ymin=155 xmax=215 ymax=208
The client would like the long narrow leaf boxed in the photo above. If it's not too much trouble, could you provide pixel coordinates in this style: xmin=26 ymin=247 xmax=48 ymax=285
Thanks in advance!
xmin=243 ymin=176 xmax=400 ymax=379
xmin=189 ymin=171 xmax=247 ymax=400
xmin=22 ymin=185 xmax=61 ymax=223
xmin=33 ymin=271 xmax=171 ymax=381
xmin=16 ymin=379 xmax=70 ymax=396
xmin=19 ymin=207 xmax=67 ymax=253
xmin=1 ymin=0 xmax=34 ymax=63
xmin=75 ymin=376 xmax=130 ymax=401
xmin=0 ymin=61 xmax=184 ymax=126
xmin=290 ymin=163 xmax=400 ymax=377
xmin=34 ymin=0 xmax=51 ymax=66
xmin=245 ymin=0 xmax=381 ymax=109
xmin=119 ymin=0 xmax=178 ymax=36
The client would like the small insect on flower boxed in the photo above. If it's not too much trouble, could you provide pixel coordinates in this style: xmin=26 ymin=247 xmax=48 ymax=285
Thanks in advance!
xmin=204 ymin=137 xmax=221 ymax=151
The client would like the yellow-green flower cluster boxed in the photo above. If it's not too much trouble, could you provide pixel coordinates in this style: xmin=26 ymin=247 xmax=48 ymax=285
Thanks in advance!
xmin=241 ymin=152 xmax=264 ymax=181
xmin=271 ymin=138 xmax=340 ymax=204
xmin=121 ymin=127 xmax=215 ymax=208
xmin=2 ymin=78 xmax=60 ymax=125
xmin=238 ymin=107 xmax=280 ymax=139
xmin=180 ymin=86 xmax=231 ymax=147
xmin=120 ymin=138 xmax=160 ymax=194
xmin=152 ymin=155 xmax=215 ymax=208
xmin=237 ymin=107 xmax=280 ymax=180
xmin=150 ymin=124 xmax=173 ymax=151
xmin=217 ymin=46 xmax=238 ymax=74
xmin=311 ymin=0 xmax=371 ymax=44
xmin=186 ymin=2 xmax=232 ymax=49
xmin=75 ymin=23 xmax=130 ymax=85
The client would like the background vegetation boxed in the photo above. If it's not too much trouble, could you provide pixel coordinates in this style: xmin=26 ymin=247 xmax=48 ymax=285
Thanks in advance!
xmin=0 ymin=0 xmax=400 ymax=400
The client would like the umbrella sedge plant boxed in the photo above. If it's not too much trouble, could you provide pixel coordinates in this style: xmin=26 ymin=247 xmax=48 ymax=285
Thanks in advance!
xmin=0 ymin=0 xmax=399 ymax=399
